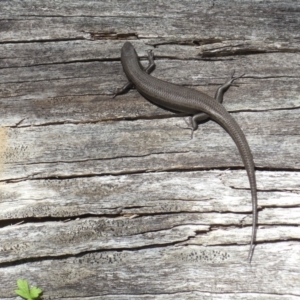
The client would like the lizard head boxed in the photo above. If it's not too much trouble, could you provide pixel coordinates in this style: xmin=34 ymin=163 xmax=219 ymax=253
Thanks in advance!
xmin=121 ymin=42 xmax=137 ymax=58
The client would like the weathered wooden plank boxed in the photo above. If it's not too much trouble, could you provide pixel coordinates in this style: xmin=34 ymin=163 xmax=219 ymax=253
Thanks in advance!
xmin=55 ymin=295 xmax=300 ymax=300
xmin=1 ymin=51 xmax=300 ymax=103
xmin=1 ymin=0 xmax=300 ymax=43
xmin=5 ymin=51 xmax=298 ymax=88
xmin=1 ymin=170 xmax=299 ymax=220
xmin=2 ymin=40 xmax=300 ymax=69
xmin=0 ymin=212 xmax=299 ymax=264
xmin=0 ymin=0 xmax=299 ymax=299
xmin=52 ymin=295 xmax=300 ymax=300
xmin=1 ymin=243 xmax=299 ymax=298
xmin=1 ymin=170 xmax=298 ymax=269
xmin=0 ymin=109 xmax=299 ymax=181
xmin=1 ymin=47 xmax=299 ymax=129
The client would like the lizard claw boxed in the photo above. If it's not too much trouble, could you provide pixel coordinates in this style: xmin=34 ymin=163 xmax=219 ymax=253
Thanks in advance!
xmin=176 ymin=117 xmax=195 ymax=139
xmin=227 ymin=70 xmax=245 ymax=87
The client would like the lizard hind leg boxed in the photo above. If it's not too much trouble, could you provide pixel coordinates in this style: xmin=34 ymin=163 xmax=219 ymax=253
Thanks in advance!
xmin=214 ymin=70 xmax=245 ymax=103
xmin=178 ymin=71 xmax=245 ymax=138
xmin=112 ymin=81 xmax=134 ymax=98
xmin=144 ymin=49 xmax=155 ymax=73
xmin=178 ymin=114 xmax=204 ymax=139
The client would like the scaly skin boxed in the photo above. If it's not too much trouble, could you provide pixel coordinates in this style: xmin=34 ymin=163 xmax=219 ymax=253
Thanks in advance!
xmin=116 ymin=41 xmax=257 ymax=262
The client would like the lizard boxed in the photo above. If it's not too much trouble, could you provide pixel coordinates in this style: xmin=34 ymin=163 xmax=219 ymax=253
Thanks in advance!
xmin=114 ymin=41 xmax=257 ymax=262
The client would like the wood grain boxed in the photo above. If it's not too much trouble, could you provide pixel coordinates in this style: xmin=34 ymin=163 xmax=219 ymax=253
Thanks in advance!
xmin=0 ymin=0 xmax=300 ymax=299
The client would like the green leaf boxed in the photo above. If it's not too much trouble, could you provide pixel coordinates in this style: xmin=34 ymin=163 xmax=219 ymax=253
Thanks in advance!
xmin=15 ymin=279 xmax=31 ymax=299
xmin=15 ymin=279 xmax=43 ymax=300
xmin=28 ymin=286 xmax=42 ymax=298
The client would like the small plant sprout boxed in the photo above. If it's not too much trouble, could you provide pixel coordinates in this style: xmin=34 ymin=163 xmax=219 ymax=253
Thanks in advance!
xmin=15 ymin=279 xmax=43 ymax=300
